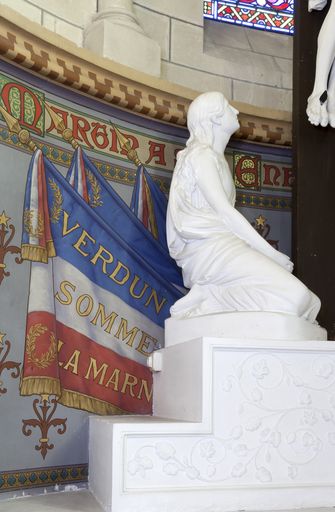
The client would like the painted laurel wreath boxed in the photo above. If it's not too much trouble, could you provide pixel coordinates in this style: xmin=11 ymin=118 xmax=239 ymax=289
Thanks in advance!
xmin=87 ymin=170 xmax=103 ymax=208
xmin=24 ymin=209 xmax=44 ymax=238
xmin=48 ymin=178 xmax=63 ymax=223
xmin=26 ymin=324 xmax=57 ymax=369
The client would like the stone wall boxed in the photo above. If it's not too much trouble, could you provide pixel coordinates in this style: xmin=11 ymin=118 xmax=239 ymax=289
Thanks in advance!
xmin=133 ymin=0 xmax=293 ymax=111
xmin=203 ymin=21 xmax=292 ymax=111
xmin=0 ymin=0 xmax=293 ymax=111
xmin=0 ymin=0 xmax=97 ymax=46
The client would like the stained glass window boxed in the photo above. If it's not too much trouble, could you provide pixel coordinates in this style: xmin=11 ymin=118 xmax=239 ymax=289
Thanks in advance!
xmin=203 ymin=0 xmax=294 ymax=35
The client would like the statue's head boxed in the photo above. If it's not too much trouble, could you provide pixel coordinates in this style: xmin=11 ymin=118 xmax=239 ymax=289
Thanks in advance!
xmin=187 ymin=92 xmax=239 ymax=147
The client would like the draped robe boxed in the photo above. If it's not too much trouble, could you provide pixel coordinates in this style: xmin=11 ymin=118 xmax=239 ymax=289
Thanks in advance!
xmin=166 ymin=144 xmax=320 ymax=321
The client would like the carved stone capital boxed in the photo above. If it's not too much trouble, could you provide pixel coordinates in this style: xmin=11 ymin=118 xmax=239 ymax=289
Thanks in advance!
xmin=95 ymin=0 xmax=143 ymax=33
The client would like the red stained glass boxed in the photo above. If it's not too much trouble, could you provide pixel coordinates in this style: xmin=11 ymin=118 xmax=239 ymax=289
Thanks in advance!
xmin=203 ymin=0 xmax=294 ymax=35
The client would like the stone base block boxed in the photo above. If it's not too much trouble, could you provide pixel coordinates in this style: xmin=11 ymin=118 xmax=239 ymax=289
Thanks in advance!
xmin=89 ymin=336 xmax=335 ymax=512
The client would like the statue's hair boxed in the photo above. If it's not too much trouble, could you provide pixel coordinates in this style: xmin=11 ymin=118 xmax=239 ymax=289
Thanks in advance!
xmin=173 ymin=92 xmax=228 ymax=177
xmin=186 ymin=91 xmax=227 ymax=147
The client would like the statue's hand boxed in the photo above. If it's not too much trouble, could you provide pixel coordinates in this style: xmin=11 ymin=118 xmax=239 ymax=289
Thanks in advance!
xmin=273 ymin=250 xmax=294 ymax=273
xmin=285 ymin=260 xmax=294 ymax=273
xmin=308 ymin=0 xmax=327 ymax=11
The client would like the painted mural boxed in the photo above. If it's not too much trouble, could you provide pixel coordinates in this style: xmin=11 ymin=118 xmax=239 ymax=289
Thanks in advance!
xmin=0 ymin=58 xmax=292 ymax=496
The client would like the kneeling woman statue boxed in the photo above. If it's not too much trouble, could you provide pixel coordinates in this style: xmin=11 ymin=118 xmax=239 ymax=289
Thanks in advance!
xmin=167 ymin=92 xmax=320 ymax=322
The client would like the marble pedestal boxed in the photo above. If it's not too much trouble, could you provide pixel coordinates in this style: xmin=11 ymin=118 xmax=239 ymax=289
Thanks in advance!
xmin=89 ymin=315 xmax=335 ymax=512
xmin=165 ymin=311 xmax=327 ymax=346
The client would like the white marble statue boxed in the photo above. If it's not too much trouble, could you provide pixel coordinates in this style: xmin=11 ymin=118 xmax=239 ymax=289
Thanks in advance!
xmin=307 ymin=0 xmax=335 ymax=127
xmin=167 ymin=92 xmax=321 ymax=320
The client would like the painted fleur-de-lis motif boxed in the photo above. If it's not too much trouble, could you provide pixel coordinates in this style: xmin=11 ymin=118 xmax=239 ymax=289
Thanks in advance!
xmin=0 ymin=332 xmax=20 ymax=395
xmin=22 ymin=395 xmax=67 ymax=459
xmin=252 ymin=215 xmax=279 ymax=250
xmin=0 ymin=211 xmax=23 ymax=285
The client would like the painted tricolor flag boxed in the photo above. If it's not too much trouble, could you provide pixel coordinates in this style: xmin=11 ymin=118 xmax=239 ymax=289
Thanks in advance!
xmin=20 ymin=149 xmax=182 ymax=415
xmin=66 ymin=147 xmax=183 ymax=287
xmin=130 ymin=164 xmax=168 ymax=249
xmin=66 ymin=145 xmax=89 ymax=203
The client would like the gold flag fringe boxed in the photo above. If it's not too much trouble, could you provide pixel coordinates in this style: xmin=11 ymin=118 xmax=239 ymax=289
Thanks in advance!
xmin=20 ymin=376 xmax=61 ymax=397
xmin=21 ymin=241 xmax=56 ymax=263
xmin=20 ymin=378 xmax=130 ymax=415
xmin=58 ymin=389 xmax=129 ymax=416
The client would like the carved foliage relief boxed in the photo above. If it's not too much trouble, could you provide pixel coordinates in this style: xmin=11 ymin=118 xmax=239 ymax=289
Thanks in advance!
xmin=126 ymin=349 xmax=335 ymax=489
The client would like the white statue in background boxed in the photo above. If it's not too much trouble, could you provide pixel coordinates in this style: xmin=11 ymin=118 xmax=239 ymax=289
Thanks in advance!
xmin=307 ymin=0 xmax=335 ymax=127
xmin=167 ymin=92 xmax=321 ymax=321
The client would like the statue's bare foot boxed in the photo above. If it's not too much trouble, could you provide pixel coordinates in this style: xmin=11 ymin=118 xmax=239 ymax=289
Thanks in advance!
xmin=328 ymin=89 xmax=335 ymax=127
xmin=307 ymin=90 xmax=328 ymax=127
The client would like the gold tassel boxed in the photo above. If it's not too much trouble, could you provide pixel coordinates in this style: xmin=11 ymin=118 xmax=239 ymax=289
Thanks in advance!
xmin=46 ymin=240 xmax=56 ymax=258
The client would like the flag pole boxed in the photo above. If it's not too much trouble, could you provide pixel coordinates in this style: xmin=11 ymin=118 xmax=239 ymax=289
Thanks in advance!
xmin=0 ymin=105 xmax=38 ymax=152
xmin=112 ymin=123 xmax=142 ymax=166
xmin=0 ymin=103 xmax=143 ymax=168
xmin=45 ymin=103 xmax=79 ymax=150
xmin=45 ymin=104 xmax=143 ymax=169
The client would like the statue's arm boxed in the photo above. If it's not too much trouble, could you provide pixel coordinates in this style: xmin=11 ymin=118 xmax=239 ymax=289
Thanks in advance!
xmin=195 ymin=154 xmax=293 ymax=271
xmin=308 ymin=0 xmax=327 ymax=11
xmin=307 ymin=0 xmax=335 ymax=127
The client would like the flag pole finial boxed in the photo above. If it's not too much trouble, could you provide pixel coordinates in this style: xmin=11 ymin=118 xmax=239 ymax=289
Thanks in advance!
xmin=0 ymin=105 xmax=38 ymax=152
xmin=45 ymin=103 xmax=79 ymax=150
xmin=112 ymin=124 xmax=142 ymax=166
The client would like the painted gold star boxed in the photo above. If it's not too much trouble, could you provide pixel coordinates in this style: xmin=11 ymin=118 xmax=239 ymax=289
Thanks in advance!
xmin=255 ymin=215 xmax=266 ymax=227
xmin=0 ymin=211 xmax=10 ymax=227
xmin=0 ymin=332 xmax=6 ymax=345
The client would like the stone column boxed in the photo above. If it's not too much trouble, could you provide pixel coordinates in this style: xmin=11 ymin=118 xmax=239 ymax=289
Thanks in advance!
xmin=84 ymin=0 xmax=161 ymax=76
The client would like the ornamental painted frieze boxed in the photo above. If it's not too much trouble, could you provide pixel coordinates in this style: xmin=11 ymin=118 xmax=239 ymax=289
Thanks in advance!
xmin=0 ymin=7 xmax=292 ymax=145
